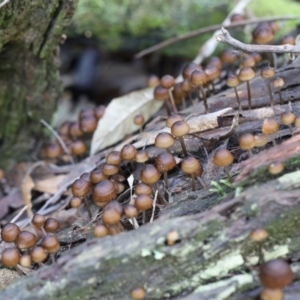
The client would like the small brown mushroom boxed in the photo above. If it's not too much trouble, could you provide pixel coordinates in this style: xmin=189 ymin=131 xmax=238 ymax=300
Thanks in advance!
xmin=238 ymin=67 xmax=255 ymax=110
xmin=273 ymin=77 xmax=285 ymax=105
xmin=171 ymin=120 xmax=190 ymax=157
xmin=213 ymin=149 xmax=234 ymax=182
xmin=261 ymin=66 xmax=275 ymax=107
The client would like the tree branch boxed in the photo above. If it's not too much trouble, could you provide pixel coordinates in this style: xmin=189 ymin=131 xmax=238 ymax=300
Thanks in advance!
xmin=0 ymin=0 xmax=10 ymax=9
xmin=216 ymin=27 xmax=300 ymax=54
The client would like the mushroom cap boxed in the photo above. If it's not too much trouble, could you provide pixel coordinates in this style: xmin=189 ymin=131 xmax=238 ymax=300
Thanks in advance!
xmin=94 ymin=105 xmax=106 ymax=120
xmin=90 ymin=167 xmax=108 ymax=184
xmin=32 ymin=214 xmax=45 ymax=228
xmin=281 ymin=111 xmax=295 ymax=125
xmin=254 ymin=133 xmax=268 ymax=147
xmin=239 ymin=133 xmax=256 ymax=150
xmin=130 ymin=287 xmax=146 ymax=300
xmin=173 ymin=82 xmax=186 ymax=98
xmin=93 ymin=223 xmax=109 ymax=238
xmin=135 ymin=183 xmax=153 ymax=196
xmin=135 ymin=194 xmax=153 ymax=211
xmin=213 ymin=149 xmax=234 ymax=167
xmin=154 ymin=85 xmax=169 ymax=100
xmin=155 ymin=132 xmax=175 ymax=149
xmin=80 ymin=172 xmax=91 ymax=182
xmin=140 ymin=164 xmax=161 ymax=184
xmin=1 ymin=247 xmax=20 ymax=267
xmin=262 ymin=118 xmax=279 ymax=135
xmin=102 ymin=163 xmax=119 ymax=176
xmin=250 ymin=52 xmax=262 ymax=64
xmin=70 ymin=140 xmax=87 ymax=156
xmin=30 ymin=246 xmax=48 ymax=263
xmin=181 ymin=79 xmax=192 ymax=92
xmin=20 ymin=254 xmax=32 ymax=268
xmin=41 ymin=234 xmax=60 ymax=253
xmin=241 ymin=55 xmax=255 ymax=67
xmin=71 ymin=178 xmax=91 ymax=197
xmin=135 ymin=150 xmax=149 ymax=163
xmin=252 ymin=24 xmax=274 ymax=44
xmin=79 ymin=115 xmax=98 ymax=133
xmin=92 ymin=180 xmax=117 ymax=204
xmin=166 ymin=230 xmax=180 ymax=246
xmin=69 ymin=122 xmax=84 ymax=138
xmin=134 ymin=114 xmax=145 ymax=126
xmin=1 ymin=223 xmax=21 ymax=242
xmin=190 ymin=69 xmax=208 ymax=87
xmin=166 ymin=114 xmax=183 ymax=128
xmin=230 ymin=13 xmax=245 ymax=23
xmin=206 ymin=56 xmax=222 ymax=70
xmin=182 ymin=62 xmax=201 ymax=79
xmin=268 ymin=161 xmax=284 ymax=175
xmin=273 ymin=77 xmax=284 ymax=88
xmin=181 ymin=156 xmax=203 ymax=175
xmin=171 ymin=120 xmax=190 ymax=137
xmin=238 ymin=67 xmax=255 ymax=81
xmin=261 ymin=66 xmax=275 ymax=79
xmin=124 ymin=204 xmax=139 ymax=218
xmin=106 ymin=151 xmax=122 ymax=166
xmin=102 ymin=201 xmax=124 ymax=225
xmin=155 ymin=152 xmax=176 ymax=172
xmin=44 ymin=218 xmax=60 ymax=233
xmin=44 ymin=142 xmax=62 ymax=159
xmin=147 ymin=74 xmax=160 ymax=88
xmin=121 ymin=144 xmax=137 ymax=161
xmin=79 ymin=108 xmax=95 ymax=120
xmin=250 ymin=228 xmax=269 ymax=242
xmin=259 ymin=259 xmax=293 ymax=289
xmin=70 ymin=196 xmax=82 ymax=208
xmin=281 ymin=35 xmax=295 ymax=45
xmin=161 ymin=75 xmax=175 ymax=89
xmin=205 ymin=65 xmax=220 ymax=81
xmin=58 ymin=121 xmax=71 ymax=137
xmin=220 ymin=48 xmax=237 ymax=64
xmin=226 ymin=74 xmax=240 ymax=88
xmin=16 ymin=231 xmax=37 ymax=249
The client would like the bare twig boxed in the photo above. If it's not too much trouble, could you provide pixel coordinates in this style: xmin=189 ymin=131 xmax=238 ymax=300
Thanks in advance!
xmin=0 ymin=0 xmax=10 ymax=9
xmin=216 ymin=27 xmax=300 ymax=54
xmin=135 ymin=15 xmax=296 ymax=58
xmin=10 ymin=206 xmax=28 ymax=223
xmin=150 ymin=190 xmax=158 ymax=223
xmin=40 ymin=119 xmax=75 ymax=165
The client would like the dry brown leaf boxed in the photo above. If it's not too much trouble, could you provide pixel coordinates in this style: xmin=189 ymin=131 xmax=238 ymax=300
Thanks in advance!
xmin=21 ymin=173 xmax=35 ymax=219
xmin=90 ymin=87 xmax=163 ymax=155
xmin=34 ymin=175 xmax=66 ymax=195
xmin=0 ymin=188 xmax=23 ymax=219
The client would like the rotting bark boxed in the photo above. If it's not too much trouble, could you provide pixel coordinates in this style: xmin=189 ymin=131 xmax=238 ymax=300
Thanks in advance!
xmin=2 ymin=164 xmax=300 ymax=299
xmin=0 ymin=0 xmax=78 ymax=167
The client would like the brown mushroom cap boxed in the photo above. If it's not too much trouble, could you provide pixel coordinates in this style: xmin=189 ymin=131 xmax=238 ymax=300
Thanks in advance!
xmin=182 ymin=63 xmax=201 ymax=79
xmin=254 ymin=133 xmax=268 ymax=147
xmin=147 ymin=74 xmax=160 ymax=88
xmin=181 ymin=79 xmax=192 ymax=92
xmin=261 ymin=66 xmax=275 ymax=79
xmin=226 ymin=74 xmax=240 ymax=88
xmin=262 ymin=118 xmax=279 ymax=135
xmin=250 ymin=228 xmax=269 ymax=242
xmin=181 ymin=156 xmax=203 ymax=175
xmin=173 ymin=82 xmax=186 ymax=98
xmin=134 ymin=114 xmax=145 ymax=126
xmin=124 ymin=204 xmax=139 ymax=218
xmin=130 ymin=287 xmax=146 ymax=300
xmin=205 ymin=65 xmax=220 ymax=81
xmin=92 ymin=180 xmax=117 ymax=205
xmin=171 ymin=120 xmax=190 ymax=137
xmin=273 ymin=77 xmax=284 ymax=88
xmin=239 ymin=133 xmax=256 ymax=150
xmin=268 ymin=161 xmax=284 ymax=175
xmin=79 ymin=115 xmax=98 ymax=133
xmin=140 ymin=164 xmax=161 ymax=185
xmin=213 ymin=149 xmax=234 ymax=167
xmin=93 ymin=223 xmax=109 ymax=238
xmin=80 ymin=172 xmax=91 ymax=182
xmin=44 ymin=218 xmax=60 ymax=233
xmin=241 ymin=55 xmax=255 ymax=68
xmin=70 ymin=196 xmax=82 ymax=208
xmin=155 ymin=152 xmax=176 ymax=173
xmin=281 ymin=35 xmax=295 ymax=45
xmin=70 ymin=140 xmax=87 ymax=156
xmin=16 ymin=231 xmax=37 ymax=249
xmin=259 ymin=259 xmax=293 ymax=289
xmin=154 ymin=86 xmax=169 ymax=100
xmin=155 ymin=132 xmax=175 ymax=149
xmin=71 ymin=178 xmax=91 ymax=197
xmin=121 ymin=144 xmax=137 ymax=161
xmin=20 ymin=254 xmax=32 ymax=268
xmin=166 ymin=230 xmax=180 ymax=246
xmin=166 ymin=114 xmax=183 ymax=128
xmin=102 ymin=201 xmax=123 ymax=225
xmin=30 ymin=246 xmax=48 ymax=263
xmin=238 ymin=67 xmax=255 ymax=81
xmin=69 ymin=122 xmax=84 ymax=138
xmin=190 ymin=69 xmax=208 ymax=87
xmin=1 ymin=223 xmax=21 ymax=242
xmin=43 ymin=142 xmax=62 ymax=159
xmin=1 ymin=247 xmax=20 ymax=267
xmin=220 ymin=48 xmax=237 ymax=64
xmin=32 ymin=214 xmax=46 ymax=228
xmin=135 ymin=183 xmax=153 ymax=196
xmin=135 ymin=150 xmax=149 ymax=163
xmin=253 ymin=24 xmax=274 ymax=44
xmin=250 ymin=52 xmax=262 ymax=64
xmin=161 ymin=75 xmax=175 ymax=89
xmin=90 ymin=167 xmax=108 ymax=184
xmin=206 ymin=56 xmax=222 ymax=70
xmin=58 ymin=121 xmax=71 ymax=137
xmin=106 ymin=151 xmax=122 ymax=166
xmin=102 ymin=164 xmax=119 ymax=176
xmin=79 ymin=108 xmax=95 ymax=120
xmin=94 ymin=105 xmax=106 ymax=120
xmin=230 ymin=13 xmax=245 ymax=23
xmin=135 ymin=194 xmax=153 ymax=211
xmin=41 ymin=235 xmax=60 ymax=253
xmin=281 ymin=111 xmax=295 ymax=125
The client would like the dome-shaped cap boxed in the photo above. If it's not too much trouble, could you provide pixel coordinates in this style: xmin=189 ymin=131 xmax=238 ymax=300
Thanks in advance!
xmin=213 ymin=149 xmax=234 ymax=167
xmin=181 ymin=156 xmax=203 ymax=175
xmin=238 ymin=67 xmax=255 ymax=81
xmin=155 ymin=152 xmax=176 ymax=172
xmin=171 ymin=120 xmax=190 ymax=137
xmin=226 ymin=74 xmax=240 ymax=88
xmin=155 ymin=132 xmax=175 ymax=149
xmin=140 ymin=164 xmax=161 ymax=184
xmin=190 ymin=70 xmax=208 ymax=87
xmin=154 ymin=86 xmax=169 ymax=100
xmin=161 ymin=75 xmax=175 ymax=89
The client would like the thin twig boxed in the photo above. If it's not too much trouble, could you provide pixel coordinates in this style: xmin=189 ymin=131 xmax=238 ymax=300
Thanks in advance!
xmin=150 ymin=190 xmax=158 ymax=223
xmin=40 ymin=119 xmax=75 ymax=164
xmin=135 ymin=15 xmax=296 ymax=58
xmin=216 ymin=27 xmax=300 ymax=54
xmin=10 ymin=206 xmax=28 ymax=223
xmin=0 ymin=0 xmax=10 ymax=9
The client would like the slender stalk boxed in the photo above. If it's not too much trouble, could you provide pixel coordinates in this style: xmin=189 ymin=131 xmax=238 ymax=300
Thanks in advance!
xmin=199 ymin=85 xmax=208 ymax=113
xmin=234 ymin=87 xmax=241 ymax=110
xmin=168 ymin=90 xmax=178 ymax=113
xmin=50 ymin=253 xmax=56 ymax=264
xmin=246 ymin=81 xmax=252 ymax=110
xmin=211 ymin=82 xmax=215 ymax=94
xmin=271 ymin=136 xmax=277 ymax=146
xmin=224 ymin=166 xmax=232 ymax=182
xmin=267 ymin=82 xmax=274 ymax=107
xmin=278 ymin=88 xmax=283 ymax=105
xmin=142 ymin=211 xmax=146 ymax=225
xmin=179 ymin=137 xmax=188 ymax=157
xmin=191 ymin=173 xmax=196 ymax=191
xmin=288 ymin=124 xmax=293 ymax=135
xmin=152 ymin=184 xmax=168 ymax=206
xmin=83 ymin=196 xmax=92 ymax=219
xmin=163 ymin=172 xmax=168 ymax=201
xmin=248 ymin=149 xmax=253 ymax=157
xmin=196 ymin=176 xmax=206 ymax=189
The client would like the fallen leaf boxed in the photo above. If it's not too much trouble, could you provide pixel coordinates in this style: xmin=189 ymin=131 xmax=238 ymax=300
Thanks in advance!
xmin=21 ymin=173 xmax=35 ymax=219
xmin=34 ymin=175 xmax=66 ymax=194
xmin=0 ymin=188 xmax=23 ymax=219
xmin=90 ymin=87 xmax=163 ymax=155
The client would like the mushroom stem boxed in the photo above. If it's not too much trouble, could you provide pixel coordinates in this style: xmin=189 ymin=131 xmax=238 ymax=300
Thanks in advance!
xmin=199 ymin=85 xmax=209 ymax=113
xmin=278 ymin=88 xmax=283 ymax=105
xmin=246 ymin=81 xmax=252 ymax=110
xmin=271 ymin=136 xmax=277 ymax=146
xmin=211 ymin=82 xmax=215 ymax=94
xmin=152 ymin=185 xmax=168 ymax=206
xmin=178 ymin=137 xmax=188 ymax=157
xmin=50 ymin=254 xmax=56 ymax=264
xmin=164 ymin=102 xmax=171 ymax=116
xmin=197 ymin=176 xmax=206 ymax=189
xmin=267 ymin=81 xmax=274 ymax=107
xmin=163 ymin=172 xmax=169 ymax=201
xmin=234 ymin=87 xmax=242 ymax=110
xmin=224 ymin=166 xmax=232 ymax=182
xmin=248 ymin=149 xmax=253 ymax=157
xmin=191 ymin=173 xmax=196 ymax=192
xmin=288 ymin=124 xmax=293 ymax=135
xmin=168 ymin=90 xmax=178 ymax=113
xmin=142 ymin=211 xmax=146 ymax=224
xmin=83 ymin=196 xmax=93 ymax=219
xmin=257 ymin=242 xmax=264 ymax=264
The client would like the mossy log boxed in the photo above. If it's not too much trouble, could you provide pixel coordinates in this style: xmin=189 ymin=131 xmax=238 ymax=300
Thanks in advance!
xmin=0 ymin=0 xmax=78 ymax=167
xmin=2 ymin=146 xmax=300 ymax=298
